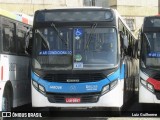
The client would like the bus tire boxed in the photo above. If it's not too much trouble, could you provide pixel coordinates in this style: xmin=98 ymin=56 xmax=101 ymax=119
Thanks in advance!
xmin=2 ymin=88 xmax=12 ymax=111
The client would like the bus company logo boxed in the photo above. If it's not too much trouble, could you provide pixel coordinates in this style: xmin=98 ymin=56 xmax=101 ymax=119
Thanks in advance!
xmin=49 ymin=86 xmax=62 ymax=89
xmin=70 ymin=85 xmax=76 ymax=91
xmin=67 ymin=79 xmax=79 ymax=83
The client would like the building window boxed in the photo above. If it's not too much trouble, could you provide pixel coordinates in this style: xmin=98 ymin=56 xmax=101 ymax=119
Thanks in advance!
xmin=125 ymin=19 xmax=135 ymax=31
xmin=83 ymin=0 xmax=95 ymax=6
xmin=92 ymin=0 xmax=95 ymax=6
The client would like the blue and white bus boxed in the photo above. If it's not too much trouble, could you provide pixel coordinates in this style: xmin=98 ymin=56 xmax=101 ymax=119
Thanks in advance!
xmin=30 ymin=7 xmax=138 ymax=110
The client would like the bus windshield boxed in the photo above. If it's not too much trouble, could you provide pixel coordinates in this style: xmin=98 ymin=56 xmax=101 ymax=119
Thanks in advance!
xmin=32 ymin=27 xmax=118 ymax=70
xmin=142 ymin=32 xmax=160 ymax=68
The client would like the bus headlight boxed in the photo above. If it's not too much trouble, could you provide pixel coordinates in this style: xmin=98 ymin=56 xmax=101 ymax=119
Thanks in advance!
xmin=101 ymin=79 xmax=118 ymax=95
xmin=140 ymin=78 xmax=154 ymax=93
xmin=110 ymin=80 xmax=118 ymax=90
xmin=32 ymin=80 xmax=38 ymax=89
xmin=147 ymin=83 xmax=154 ymax=92
xmin=102 ymin=85 xmax=110 ymax=95
xmin=32 ymin=80 xmax=46 ymax=95
xmin=140 ymin=79 xmax=147 ymax=86
xmin=39 ymin=84 xmax=46 ymax=94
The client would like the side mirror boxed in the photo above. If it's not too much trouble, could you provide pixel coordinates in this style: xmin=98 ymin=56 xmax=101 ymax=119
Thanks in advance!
xmin=25 ymin=28 xmax=33 ymax=55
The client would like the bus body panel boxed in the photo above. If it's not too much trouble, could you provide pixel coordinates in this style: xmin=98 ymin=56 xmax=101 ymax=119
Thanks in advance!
xmin=32 ymin=80 xmax=124 ymax=107
xmin=0 ymin=81 xmax=6 ymax=110
xmin=139 ymin=70 xmax=160 ymax=103
xmin=0 ymin=9 xmax=32 ymax=111
xmin=0 ymin=54 xmax=31 ymax=110
xmin=139 ymin=84 xmax=156 ymax=103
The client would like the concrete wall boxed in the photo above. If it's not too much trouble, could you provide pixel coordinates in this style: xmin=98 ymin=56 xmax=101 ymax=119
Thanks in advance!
xmin=0 ymin=0 xmax=158 ymax=37
xmin=117 ymin=0 xmax=158 ymax=6
xmin=0 ymin=0 xmax=83 ymax=16
xmin=118 ymin=6 xmax=158 ymax=16
xmin=117 ymin=0 xmax=158 ymax=16
xmin=95 ymin=0 xmax=109 ymax=7
xmin=107 ymin=0 xmax=158 ymax=16
xmin=1 ymin=0 xmax=158 ymax=16
xmin=105 ymin=0 xmax=158 ymax=36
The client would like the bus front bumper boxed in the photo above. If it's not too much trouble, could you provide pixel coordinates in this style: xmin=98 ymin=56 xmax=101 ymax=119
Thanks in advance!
xmin=32 ymin=80 xmax=124 ymax=108
xmin=139 ymin=84 xmax=160 ymax=104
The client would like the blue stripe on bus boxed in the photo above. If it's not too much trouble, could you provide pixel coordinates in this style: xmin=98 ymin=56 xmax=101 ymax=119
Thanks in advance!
xmin=31 ymin=67 xmax=123 ymax=93
xmin=120 ymin=64 xmax=125 ymax=79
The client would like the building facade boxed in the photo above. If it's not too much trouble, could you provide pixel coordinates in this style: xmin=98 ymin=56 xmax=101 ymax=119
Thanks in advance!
xmin=0 ymin=0 xmax=83 ymax=16
xmin=84 ymin=0 xmax=158 ymax=36
xmin=0 ymin=0 xmax=158 ymax=36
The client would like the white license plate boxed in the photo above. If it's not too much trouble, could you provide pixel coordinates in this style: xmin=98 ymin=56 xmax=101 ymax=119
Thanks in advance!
xmin=65 ymin=98 xmax=81 ymax=103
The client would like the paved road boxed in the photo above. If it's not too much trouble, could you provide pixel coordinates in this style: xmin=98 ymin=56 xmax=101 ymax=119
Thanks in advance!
xmin=1 ymin=117 xmax=160 ymax=120
xmin=1 ymin=92 xmax=160 ymax=119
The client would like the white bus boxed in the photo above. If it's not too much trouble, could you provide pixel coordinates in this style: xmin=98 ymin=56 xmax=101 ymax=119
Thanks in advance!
xmin=30 ymin=7 xmax=138 ymax=111
xmin=139 ymin=15 xmax=160 ymax=104
xmin=0 ymin=9 xmax=32 ymax=111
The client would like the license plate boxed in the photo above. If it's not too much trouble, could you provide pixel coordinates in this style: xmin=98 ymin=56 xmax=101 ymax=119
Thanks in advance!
xmin=65 ymin=98 xmax=81 ymax=103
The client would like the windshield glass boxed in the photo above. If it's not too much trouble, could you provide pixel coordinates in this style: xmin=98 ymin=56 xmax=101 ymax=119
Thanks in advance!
xmin=141 ymin=32 xmax=160 ymax=68
xmin=73 ymin=27 xmax=117 ymax=70
xmin=32 ymin=27 xmax=118 ymax=70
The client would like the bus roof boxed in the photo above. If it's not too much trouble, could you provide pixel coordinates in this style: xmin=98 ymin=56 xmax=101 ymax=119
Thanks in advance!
xmin=0 ymin=8 xmax=33 ymax=25
xmin=113 ymin=9 xmax=137 ymax=39
xmin=142 ymin=15 xmax=160 ymax=32
xmin=36 ymin=7 xmax=111 ymax=12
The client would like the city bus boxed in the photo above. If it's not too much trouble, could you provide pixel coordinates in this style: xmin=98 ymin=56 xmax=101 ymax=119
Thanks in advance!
xmin=0 ymin=9 xmax=32 ymax=111
xmin=139 ymin=15 xmax=160 ymax=104
xmin=30 ymin=7 xmax=138 ymax=111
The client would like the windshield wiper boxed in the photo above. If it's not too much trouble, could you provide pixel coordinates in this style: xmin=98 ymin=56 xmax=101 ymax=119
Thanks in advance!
xmin=36 ymin=30 xmax=50 ymax=50
xmin=144 ymin=33 xmax=151 ymax=51
xmin=85 ymin=23 xmax=97 ymax=50
xmin=51 ymin=23 xmax=68 ymax=47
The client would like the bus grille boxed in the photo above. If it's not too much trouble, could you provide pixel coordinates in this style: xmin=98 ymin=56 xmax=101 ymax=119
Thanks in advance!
xmin=43 ymin=73 xmax=105 ymax=83
xmin=47 ymin=93 xmax=100 ymax=103
xmin=153 ymin=74 xmax=160 ymax=81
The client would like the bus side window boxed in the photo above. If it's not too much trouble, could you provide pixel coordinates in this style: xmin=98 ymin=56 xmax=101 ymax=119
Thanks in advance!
xmin=3 ymin=28 xmax=9 ymax=51
xmin=17 ymin=24 xmax=29 ymax=55
xmin=17 ymin=29 xmax=26 ymax=55
xmin=3 ymin=24 xmax=16 ymax=53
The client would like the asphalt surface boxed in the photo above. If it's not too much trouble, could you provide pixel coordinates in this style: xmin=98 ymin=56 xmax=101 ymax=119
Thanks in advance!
xmin=1 ymin=92 xmax=160 ymax=119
